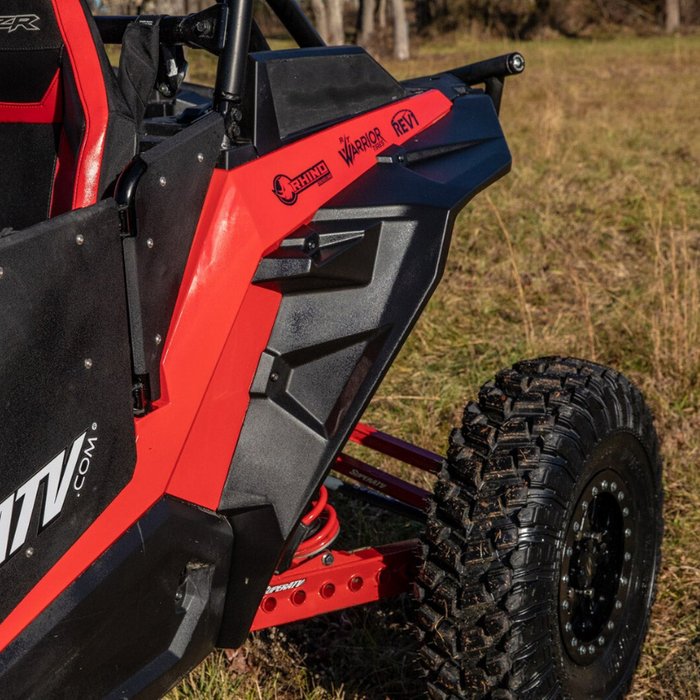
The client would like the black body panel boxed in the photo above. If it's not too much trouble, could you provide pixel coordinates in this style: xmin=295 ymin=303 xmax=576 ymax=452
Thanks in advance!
xmin=120 ymin=112 xmax=224 ymax=401
xmin=0 ymin=201 xmax=136 ymax=625
xmin=241 ymin=47 xmax=407 ymax=155
xmin=0 ymin=497 xmax=233 ymax=700
xmin=217 ymin=92 xmax=511 ymax=645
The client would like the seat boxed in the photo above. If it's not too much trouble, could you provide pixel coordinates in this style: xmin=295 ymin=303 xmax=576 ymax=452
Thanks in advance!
xmin=0 ymin=0 xmax=136 ymax=231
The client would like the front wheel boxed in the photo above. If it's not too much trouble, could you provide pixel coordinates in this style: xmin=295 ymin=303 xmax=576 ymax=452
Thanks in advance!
xmin=415 ymin=357 xmax=663 ymax=700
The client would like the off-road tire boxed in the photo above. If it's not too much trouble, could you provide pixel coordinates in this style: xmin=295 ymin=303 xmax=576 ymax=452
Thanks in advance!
xmin=414 ymin=357 xmax=663 ymax=700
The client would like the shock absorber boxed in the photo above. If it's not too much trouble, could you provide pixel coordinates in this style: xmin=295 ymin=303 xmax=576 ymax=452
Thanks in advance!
xmin=293 ymin=485 xmax=340 ymax=561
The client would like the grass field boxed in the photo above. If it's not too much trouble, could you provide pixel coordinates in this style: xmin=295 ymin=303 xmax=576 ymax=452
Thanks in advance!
xmin=170 ymin=34 xmax=700 ymax=699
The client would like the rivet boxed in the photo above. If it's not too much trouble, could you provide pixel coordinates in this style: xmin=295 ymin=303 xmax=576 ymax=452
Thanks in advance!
xmin=601 ymin=480 xmax=609 ymax=490
xmin=76 ymin=234 xmax=85 ymax=245
xmin=159 ymin=176 xmax=167 ymax=187
xmin=25 ymin=547 xmax=34 ymax=558
xmin=598 ymin=636 xmax=605 ymax=646
xmin=0 ymin=267 xmax=4 ymax=279
xmin=197 ymin=153 xmax=204 ymax=163
xmin=625 ymin=528 xmax=632 ymax=538
xmin=615 ymin=600 xmax=622 ymax=609
xmin=592 ymin=487 xmax=599 ymax=496
xmin=147 ymin=238 xmax=154 ymax=249
xmin=618 ymin=492 xmax=625 ymax=501
xmin=611 ymin=482 xmax=618 ymax=492
xmin=84 ymin=358 xmax=93 ymax=369
xmin=91 ymin=422 xmax=98 ymax=431
xmin=270 ymin=372 xmax=280 ymax=382
xmin=155 ymin=334 xmax=162 ymax=345
xmin=623 ymin=507 xmax=630 ymax=517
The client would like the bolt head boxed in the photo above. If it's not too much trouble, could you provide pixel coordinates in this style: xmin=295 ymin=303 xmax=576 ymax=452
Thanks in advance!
xmin=588 ymin=645 xmax=595 ymax=654
xmin=562 ymin=574 xmax=569 ymax=583
xmin=620 ymin=576 xmax=628 ymax=586
xmin=76 ymin=234 xmax=85 ymax=245
xmin=322 ymin=552 xmax=334 ymax=566
xmin=0 ymin=267 xmax=4 ymax=279
xmin=625 ymin=528 xmax=632 ymax=538
xmin=623 ymin=507 xmax=630 ymax=517
xmin=571 ymin=638 xmax=578 ymax=647
xmin=84 ymin=358 xmax=93 ymax=369
xmin=602 ymin=480 xmax=609 ymax=490
xmin=624 ymin=552 xmax=631 ymax=562
xmin=618 ymin=492 xmax=625 ymax=501
xmin=197 ymin=153 xmax=205 ymax=163
xmin=92 ymin=422 xmax=98 ymax=431
xmin=270 ymin=372 xmax=279 ymax=382
xmin=147 ymin=238 xmax=154 ymax=249
xmin=155 ymin=334 xmax=162 ymax=346
xmin=616 ymin=600 xmax=622 ymax=609
xmin=581 ymin=501 xmax=588 ymax=510
xmin=598 ymin=636 xmax=605 ymax=646
xmin=562 ymin=600 xmax=569 ymax=610
xmin=565 ymin=622 xmax=572 ymax=632
xmin=607 ymin=621 xmax=614 ymax=630
xmin=566 ymin=547 xmax=573 ymax=557
xmin=592 ymin=486 xmax=599 ymax=496
xmin=611 ymin=482 xmax=618 ymax=492
xmin=159 ymin=176 xmax=167 ymax=187
xmin=574 ymin=522 xmax=580 ymax=532
xmin=25 ymin=547 xmax=34 ymax=558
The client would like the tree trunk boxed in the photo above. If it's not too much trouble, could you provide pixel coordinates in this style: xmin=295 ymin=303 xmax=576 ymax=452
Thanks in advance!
xmin=327 ymin=0 xmax=345 ymax=45
xmin=311 ymin=0 xmax=330 ymax=43
xmin=359 ymin=0 xmax=376 ymax=44
xmin=666 ymin=0 xmax=680 ymax=33
xmin=378 ymin=0 xmax=387 ymax=30
xmin=392 ymin=0 xmax=409 ymax=60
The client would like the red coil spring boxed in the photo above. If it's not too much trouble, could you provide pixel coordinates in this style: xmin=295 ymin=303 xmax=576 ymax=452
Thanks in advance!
xmin=293 ymin=485 xmax=340 ymax=561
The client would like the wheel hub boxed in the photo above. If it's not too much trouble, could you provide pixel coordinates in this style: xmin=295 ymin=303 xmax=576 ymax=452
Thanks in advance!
xmin=559 ymin=469 xmax=633 ymax=665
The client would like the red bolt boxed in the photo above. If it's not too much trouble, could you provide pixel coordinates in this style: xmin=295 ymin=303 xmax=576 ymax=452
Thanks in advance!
xmin=321 ymin=583 xmax=336 ymax=599
xmin=291 ymin=589 xmax=307 ymax=606
xmin=261 ymin=596 xmax=277 ymax=613
xmin=349 ymin=576 xmax=364 ymax=592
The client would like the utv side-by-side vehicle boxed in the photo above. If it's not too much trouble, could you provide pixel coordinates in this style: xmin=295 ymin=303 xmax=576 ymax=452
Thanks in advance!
xmin=0 ymin=1 xmax=663 ymax=698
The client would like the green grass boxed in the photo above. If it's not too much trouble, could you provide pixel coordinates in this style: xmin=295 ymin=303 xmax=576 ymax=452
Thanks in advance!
xmin=170 ymin=34 xmax=700 ymax=699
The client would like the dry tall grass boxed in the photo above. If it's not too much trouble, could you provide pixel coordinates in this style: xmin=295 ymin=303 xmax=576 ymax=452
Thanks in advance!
xmin=170 ymin=34 xmax=700 ymax=699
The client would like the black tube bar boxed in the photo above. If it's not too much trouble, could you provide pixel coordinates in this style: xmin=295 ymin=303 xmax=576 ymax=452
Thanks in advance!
xmin=214 ymin=0 xmax=254 ymax=114
xmin=264 ymin=0 xmax=325 ymax=47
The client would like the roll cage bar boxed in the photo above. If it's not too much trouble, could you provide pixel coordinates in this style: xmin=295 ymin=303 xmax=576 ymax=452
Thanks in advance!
xmin=95 ymin=0 xmax=524 ymax=140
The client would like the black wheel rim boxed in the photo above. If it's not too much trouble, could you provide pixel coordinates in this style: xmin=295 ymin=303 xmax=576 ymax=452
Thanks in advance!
xmin=559 ymin=468 xmax=634 ymax=665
